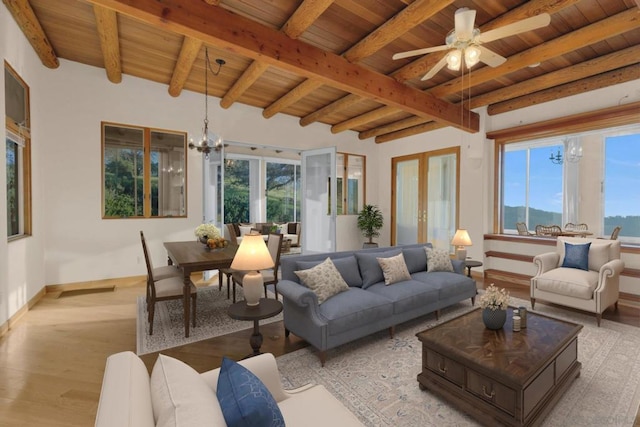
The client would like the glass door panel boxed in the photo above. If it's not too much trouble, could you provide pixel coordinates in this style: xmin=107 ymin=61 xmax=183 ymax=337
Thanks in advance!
xmin=426 ymin=153 xmax=457 ymax=250
xmin=393 ymin=157 xmax=421 ymax=245
xmin=301 ymin=147 xmax=336 ymax=254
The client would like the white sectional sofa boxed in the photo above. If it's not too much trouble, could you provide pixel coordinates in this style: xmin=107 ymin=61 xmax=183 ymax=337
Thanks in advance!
xmin=226 ymin=222 xmax=301 ymax=246
xmin=95 ymin=351 xmax=363 ymax=427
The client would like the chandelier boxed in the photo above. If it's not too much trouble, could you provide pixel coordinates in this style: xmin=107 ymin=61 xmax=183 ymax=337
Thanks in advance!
xmin=188 ymin=48 xmax=225 ymax=159
xmin=549 ymin=137 xmax=583 ymax=165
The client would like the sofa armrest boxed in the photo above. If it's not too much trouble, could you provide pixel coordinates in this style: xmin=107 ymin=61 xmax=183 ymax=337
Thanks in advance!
xmin=533 ymin=252 xmax=560 ymax=276
xmin=200 ymin=353 xmax=289 ymax=403
xmin=277 ymin=280 xmax=326 ymax=325
xmin=95 ymin=351 xmax=155 ymax=427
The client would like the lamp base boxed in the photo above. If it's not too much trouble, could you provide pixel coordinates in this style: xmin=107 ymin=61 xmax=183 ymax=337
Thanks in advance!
xmin=456 ymin=247 xmax=467 ymax=260
xmin=243 ymin=271 xmax=263 ymax=306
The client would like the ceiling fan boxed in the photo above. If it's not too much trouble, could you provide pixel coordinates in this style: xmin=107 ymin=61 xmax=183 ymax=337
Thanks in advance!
xmin=392 ymin=8 xmax=551 ymax=80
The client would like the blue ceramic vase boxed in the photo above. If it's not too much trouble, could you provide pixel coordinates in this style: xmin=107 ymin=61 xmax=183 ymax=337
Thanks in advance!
xmin=482 ymin=308 xmax=507 ymax=330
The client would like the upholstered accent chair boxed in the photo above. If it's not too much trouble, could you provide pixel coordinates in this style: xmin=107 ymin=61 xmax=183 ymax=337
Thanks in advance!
xmin=531 ymin=237 xmax=624 ymax=326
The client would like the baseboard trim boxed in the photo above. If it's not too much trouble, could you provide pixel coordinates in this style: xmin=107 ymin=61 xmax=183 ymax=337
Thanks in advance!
xmin=0 ymin=287 xmax=46 ymax=339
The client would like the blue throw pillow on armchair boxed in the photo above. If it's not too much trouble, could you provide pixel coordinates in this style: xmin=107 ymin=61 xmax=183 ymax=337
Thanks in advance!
xmin=562 ymin=242 xmax=591 ymax=271
xmin=216 ymin=357 xmax=285 ymax=427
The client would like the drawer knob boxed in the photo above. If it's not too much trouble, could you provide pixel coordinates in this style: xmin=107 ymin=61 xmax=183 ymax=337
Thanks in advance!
xmin=482 ymin=385 xmax=495 ymax=399
xmin=438 ymin=361 xmax=447 ymax=373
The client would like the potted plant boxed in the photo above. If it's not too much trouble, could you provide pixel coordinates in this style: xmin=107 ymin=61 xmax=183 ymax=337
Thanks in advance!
xmin=357 ymin=204 xmax=383 ymax=248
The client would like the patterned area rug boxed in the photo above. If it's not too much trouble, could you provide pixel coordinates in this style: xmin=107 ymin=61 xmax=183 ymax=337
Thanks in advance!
xmin=136 ymin=285 xmax=282 ymax=355
xmin=277 ymin=299 xmax=640 ymax=426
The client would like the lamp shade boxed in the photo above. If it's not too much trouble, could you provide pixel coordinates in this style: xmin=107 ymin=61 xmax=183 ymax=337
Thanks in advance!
xmin=230 ymin=233 xmax=274 ymax=271
xmin=451 ymin=229 xmax=472 ymax=247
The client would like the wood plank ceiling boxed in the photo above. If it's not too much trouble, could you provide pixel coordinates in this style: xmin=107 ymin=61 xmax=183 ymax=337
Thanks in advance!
xmin=4 ymin=0 xmax=640 ymax=143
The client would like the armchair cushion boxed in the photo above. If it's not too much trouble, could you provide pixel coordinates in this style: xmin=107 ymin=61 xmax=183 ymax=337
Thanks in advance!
xmin=216 ymin=357 xmax=285 ymax=427
xmin=561 ymin=242 xmax=590 ymax=271
xmin=535 ymin=268 xmax=598 ymax=300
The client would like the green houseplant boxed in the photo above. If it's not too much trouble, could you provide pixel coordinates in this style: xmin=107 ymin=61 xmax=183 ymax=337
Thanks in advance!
xmin=357 ymin=204 xmax=384 ymax=248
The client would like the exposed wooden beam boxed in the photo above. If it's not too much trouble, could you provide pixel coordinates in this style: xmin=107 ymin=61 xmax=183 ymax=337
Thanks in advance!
xmin=282 ymin=0 xmax=335 ymax=39
xmin=488 ymin=65 xmax=640 ymax=115
xmin=2 ymin=0 xmax=58 ymax=69
xmin=307 ymin=0 xmax=579 ymax=130
xmin=93 ymin=5 xmax=122 ymax=84
xmin=375 ymin=122 xmax=445 ymax=144
xmin=221 ymin=0 xmax=334 ymax=109
xmin=86 ymin=0 xmax=478 ymax=132
xmin=332 ymin=105 xmax=395 ymax=133
xmin=201 ymin=0 xmax=219 ymax=5
xmin=474 ymin=45 xmax=640 ymax=110
xmin=361 ymin=44 xmax=640 ymax=140
xmin=300 ymin=93 xmax=362 ymax=126
xmin=265 ymin=0 xmax=451 ymax=120
xmin=168 ymin=37 xmax=202 ymax=97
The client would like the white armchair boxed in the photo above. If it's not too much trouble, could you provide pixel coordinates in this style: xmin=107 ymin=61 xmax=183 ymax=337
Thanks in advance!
xmin=531 ymin=237 xmax=624 ymax=326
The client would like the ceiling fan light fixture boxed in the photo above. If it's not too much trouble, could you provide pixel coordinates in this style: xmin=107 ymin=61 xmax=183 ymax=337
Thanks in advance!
xmin=446 ymin=49 xmax=462 ymax=71
xmin=464 ymin=45 xmax=481 ymax=68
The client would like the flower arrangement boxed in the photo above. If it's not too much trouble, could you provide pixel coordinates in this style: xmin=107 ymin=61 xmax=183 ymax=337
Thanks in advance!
xmin=479 ymin=284 xmax=510 ymax=311
xmin=194 ymin=223 xmax=221 ymax=240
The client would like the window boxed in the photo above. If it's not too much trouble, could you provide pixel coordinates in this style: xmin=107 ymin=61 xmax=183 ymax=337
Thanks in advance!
xmin=5 ymin=62 xmax=31 ymax=238
xmin=337 ymin=153 xmax=365 ymax=215
xmin=497 ymin=124 xmax=640 ymax=242
xmin=102 ymin=123 xmax=186 ymax=218
xmin=503 ymin=141 xmax=563 ymax=232
xmin=266 ymin=161 xmax=300 ymax=223
xmin=223 ymin=158 xmax=251 ymax=223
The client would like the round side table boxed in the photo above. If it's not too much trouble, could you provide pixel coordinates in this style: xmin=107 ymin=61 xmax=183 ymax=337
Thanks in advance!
xmin=227 ymin=298 xmax=283 ymax=358
xmin=464 ymin=260 xmax=483 ymax=278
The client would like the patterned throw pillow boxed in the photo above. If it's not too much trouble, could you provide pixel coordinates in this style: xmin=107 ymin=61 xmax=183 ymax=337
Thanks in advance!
xmin=377 ymin=253 xmax=411 ymax=285
xmin=217 ymin=357 xmax=285 ymax=427
xmin=562 ymin=242 xmax=591 ymax=271
xmin=425 ymin=247 xmax=454 ymax=272
xmin=295 ymin=257 xmax=350 ymax=304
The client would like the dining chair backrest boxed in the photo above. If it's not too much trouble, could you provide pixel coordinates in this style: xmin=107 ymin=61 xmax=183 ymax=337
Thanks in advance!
xmin=610 ymin=226 xmax=622 ymax=240
xmin=140 ymin=230 xmax=156 ymax=283
xmin=535 ymin=224 xmax=562 ymax=236
xmin=266 ymin=233 xmax=284 ymax=271
xmin=564 ymin=222 xmax=575 ymax=230
xmin=516 ymin=222 xmax=531 ymax=235
xmin=575 ymin=223 xmax=588 ymax=231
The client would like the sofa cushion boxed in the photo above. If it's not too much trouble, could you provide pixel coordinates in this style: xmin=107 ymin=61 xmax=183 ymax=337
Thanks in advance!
xmin=278 ymin=223 xmax=289 ymax=234
xmin=356 ymin=249 xmax=402 ymax=289
xmin=277 ymin=384 xmax=363 ymax=426
xmin=216 ymin=357 xmax=285 ymax=427
xmin=296 ymin=255 xmax=362 ymax=287
xmin=150 ymin=354 xmax=223 ymax=427
xmin=239 ymin=225 xmax=253 ymax=237
xmin=535 ymin=268 xmax=598 ymax=300
xmin=377 ymin=253 xmax=411 ymax=285
xmin=411 ymin=271 xmax=477 ymax=300
xmin=288 ymin=222 xmax=298 ymax=234
xmin=402 ymin=246 xmax=428 ymax=273
xmin=295 ymin=258 xmax=350 ymax=304
xmin=588 ymin=242 xmax=611 ymax=271
xmin=426 ymin=247 xmax=454 ymax=272
xmin=318 ymin=288 xmax=393 ymax=336
xmin=561 ymin=242 xmax=591 ymax=271
xmin=366 ymin=279 xmax=439 ymax=314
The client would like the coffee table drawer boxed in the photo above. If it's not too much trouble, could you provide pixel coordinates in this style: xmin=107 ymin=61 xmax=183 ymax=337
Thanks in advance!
xmin=466 ymin=370 xmax=516 ymax=416
xmin=424 ymin=348 xmax=464 ymax=387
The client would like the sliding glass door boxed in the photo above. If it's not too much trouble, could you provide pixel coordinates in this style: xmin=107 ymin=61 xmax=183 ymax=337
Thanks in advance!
xmin=301 ymin=147 xmax=336 ymax=254
xmin=392 ymin=148 xmax=459 ymax=250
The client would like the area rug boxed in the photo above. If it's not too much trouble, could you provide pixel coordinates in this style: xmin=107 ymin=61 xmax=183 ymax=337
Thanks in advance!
xmin=136 ymin=285 xmax=283 ymax=355
xmin=277 ymin=299 xmax=640 ymax=426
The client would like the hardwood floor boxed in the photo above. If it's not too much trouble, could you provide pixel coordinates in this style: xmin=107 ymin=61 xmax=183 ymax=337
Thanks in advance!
xmin=0 ymin=274 xmax=638 ymax=426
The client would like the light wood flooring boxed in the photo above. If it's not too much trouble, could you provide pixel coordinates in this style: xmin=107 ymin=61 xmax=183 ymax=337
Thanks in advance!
xmin=0 ymin=275 xmax=638 ymax=426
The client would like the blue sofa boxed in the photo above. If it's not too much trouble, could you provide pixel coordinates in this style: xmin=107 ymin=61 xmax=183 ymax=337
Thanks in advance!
xmin=277 ymin=243 xmax=477 ymax=365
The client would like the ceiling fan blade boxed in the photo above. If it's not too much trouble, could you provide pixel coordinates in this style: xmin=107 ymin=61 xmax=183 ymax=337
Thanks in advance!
xmin=454 ymin=8 xmax=476 ymax=41
xmin=392 ymin=44 xmax=449 ymax=60
xmin=421 ymin=55 xmax=448 ymax=81
xmin=477 ymin=46 xmax=506 ymax=67
xmin=479 ymin=13 xmax=551 ymax=43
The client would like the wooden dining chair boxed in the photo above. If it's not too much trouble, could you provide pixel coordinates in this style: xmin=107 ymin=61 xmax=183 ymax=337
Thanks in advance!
xmin=232 ymin=233 xmax=284 ymax=303
xmin=535 ymin=225 xmax=561 ymax=236
xmin=140 ymin=231 xmax=196 ymax=335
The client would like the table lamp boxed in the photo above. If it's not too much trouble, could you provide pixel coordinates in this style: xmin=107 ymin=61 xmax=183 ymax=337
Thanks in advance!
xmin=230 ymin=233 xmax=274 ymax=306
xmin=451 ymin=229 xmax=472 ymax=260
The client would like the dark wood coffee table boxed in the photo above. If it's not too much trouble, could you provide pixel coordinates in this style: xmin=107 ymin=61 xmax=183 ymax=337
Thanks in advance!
xmin=227 ymin=298 xmax=283 ymax=358
xmin=416 ymin=307 xmax=582 ymax=427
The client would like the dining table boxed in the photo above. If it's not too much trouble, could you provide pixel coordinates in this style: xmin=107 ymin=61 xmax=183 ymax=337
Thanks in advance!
xmin=163 ymin=241 xmax=238 ymax=337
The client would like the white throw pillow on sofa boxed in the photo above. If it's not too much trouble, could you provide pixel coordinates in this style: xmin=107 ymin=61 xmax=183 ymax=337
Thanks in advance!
xmin=150 ymin=354 xmax=225 ymax=427
xmin=238 ymin=225 xmax=253 ymax=237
